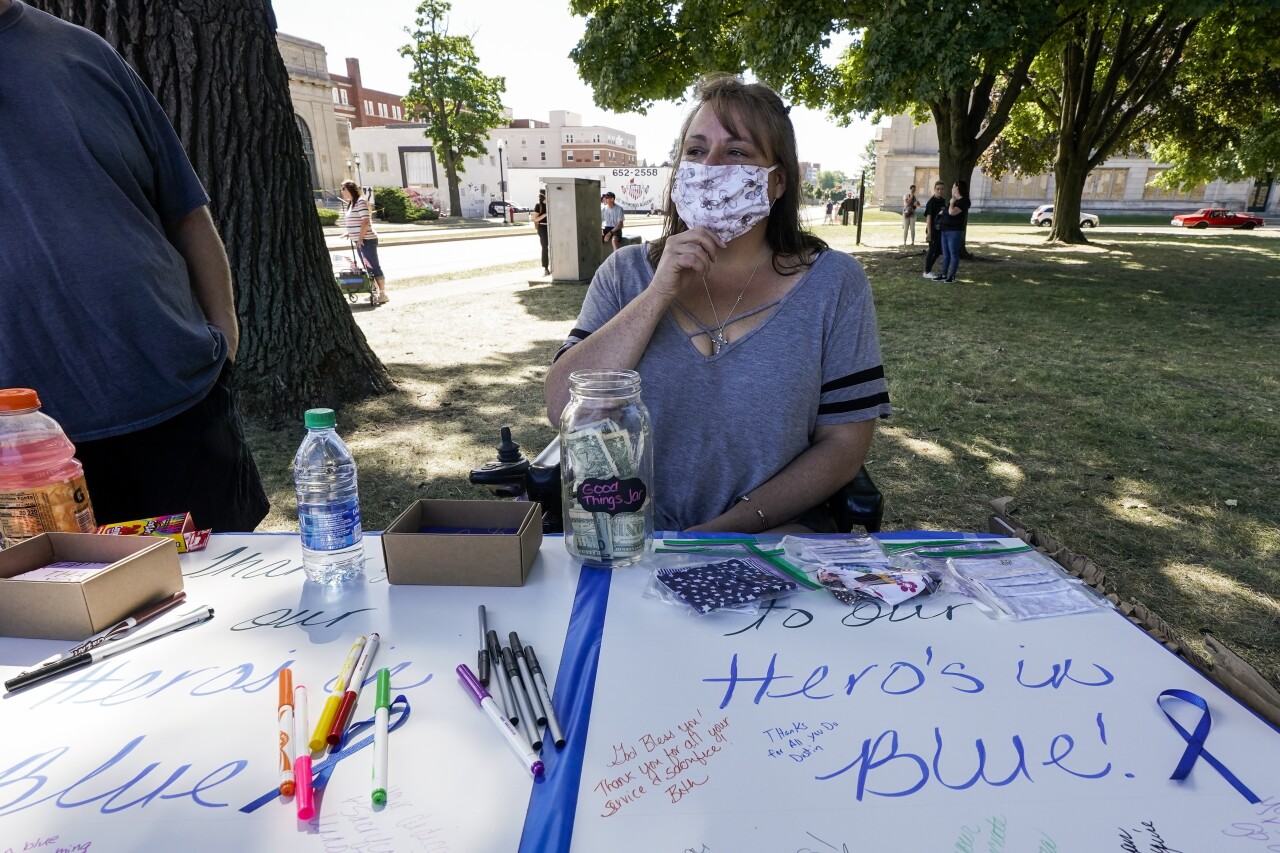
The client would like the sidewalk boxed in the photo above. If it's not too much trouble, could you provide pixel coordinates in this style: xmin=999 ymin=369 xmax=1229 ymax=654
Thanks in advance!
xmin=324 ymin=214 xmax=665 ymax=251
xmin=322 ymin=218 xmax=528 ymax=250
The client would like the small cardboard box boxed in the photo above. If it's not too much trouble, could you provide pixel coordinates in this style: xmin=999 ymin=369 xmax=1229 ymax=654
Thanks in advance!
xmin=382 ymin=499 xmax=542 ymax=586
xmin=97 ymin=511 xmax=211 ymax=553
xmin=0 ymin=532 xmax=183 ymax=640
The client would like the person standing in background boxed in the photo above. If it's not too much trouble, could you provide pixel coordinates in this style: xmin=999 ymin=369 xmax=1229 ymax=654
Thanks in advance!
xmin=822 ymin=198 xmax=834 ymax=225
xmin=532 ymin=189 xmax=550 ymax=276
xmin=0 ymin=0 xmax=268 ymax=532
xmin=901 ymin=184 xmax=919 ymax=246
xmin=937 ymin=180 xmax=970 ymax=283
xmin=922 ymin=181 xmax=946 ymax=279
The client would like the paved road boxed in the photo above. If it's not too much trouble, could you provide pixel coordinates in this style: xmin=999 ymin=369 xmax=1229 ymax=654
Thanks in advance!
xmin=363 ymin=220 xmax=668 ymax=279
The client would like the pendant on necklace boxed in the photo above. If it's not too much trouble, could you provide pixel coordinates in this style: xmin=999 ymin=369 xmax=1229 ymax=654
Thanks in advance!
xmin=711 ymin=331 xmax=728 ymax=355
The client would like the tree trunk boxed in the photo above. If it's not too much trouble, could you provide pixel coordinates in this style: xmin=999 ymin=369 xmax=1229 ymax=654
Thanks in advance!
xmin=1049 ymin=157 xmax=1089 ymax=244
xmin=31 ymin=0 xmax=394 ymax=425
xmin=932 ymin=101 xmax=980 ymax=260
xmin=445 ymin=154 xmax=463 ymax=217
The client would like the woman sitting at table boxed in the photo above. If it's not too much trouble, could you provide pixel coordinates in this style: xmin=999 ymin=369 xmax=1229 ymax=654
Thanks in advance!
xmin=544 ymin=73 xmax=891 ymax=534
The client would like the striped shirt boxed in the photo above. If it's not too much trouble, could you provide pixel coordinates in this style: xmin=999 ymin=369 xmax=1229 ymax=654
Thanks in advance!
xmin=342 ymin=197 xmax=377 ymax=240
xmin=555 ymin=245 xmax=891 ymax=530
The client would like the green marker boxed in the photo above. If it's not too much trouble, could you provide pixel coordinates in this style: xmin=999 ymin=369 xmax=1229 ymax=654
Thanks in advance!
xmin=372 ymin=668 xmax=391 ymax=805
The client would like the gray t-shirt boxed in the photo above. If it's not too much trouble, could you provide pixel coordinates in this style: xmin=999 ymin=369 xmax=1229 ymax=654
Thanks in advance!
xmin=0 ymin=1 xmax=224 ymax=442
xmin=557 ymin=244 xmax=892 ymax=530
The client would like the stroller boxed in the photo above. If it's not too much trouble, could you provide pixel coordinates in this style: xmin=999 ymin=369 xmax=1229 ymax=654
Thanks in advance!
xmin=333 ymin=240 xmax=379 ymax=307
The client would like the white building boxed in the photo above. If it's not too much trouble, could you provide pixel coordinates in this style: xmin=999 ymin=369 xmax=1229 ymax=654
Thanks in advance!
xmin=507 ymin=166 xmax=671 ymax=213
xmin=349 ymin=125 xmax=507 ymax=218
xmin=493 ymin=110 xmax=639 ymax=169
xmin=873 ymin=115 xmax=1279 ymax=214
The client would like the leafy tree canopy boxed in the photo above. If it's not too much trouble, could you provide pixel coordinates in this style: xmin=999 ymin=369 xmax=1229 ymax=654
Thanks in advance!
xmin=816 ymin=170 xmax=846 ymax=191
xmin=401 ymin=0 xmax=506 ymax=213
xmin=1146 ymin=4 xmax=1280 ymax=187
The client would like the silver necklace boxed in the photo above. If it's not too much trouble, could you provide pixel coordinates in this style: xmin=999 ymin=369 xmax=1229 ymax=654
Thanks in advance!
xmin=701 ymin=248 xmax=768 ymax=355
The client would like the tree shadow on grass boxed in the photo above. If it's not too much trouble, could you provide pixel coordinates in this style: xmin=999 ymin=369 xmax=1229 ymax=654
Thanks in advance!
xmin=865 ymin=230 xmax=1280 ymax=683
xmin=515 ymin=282 xmax=589 ymax=323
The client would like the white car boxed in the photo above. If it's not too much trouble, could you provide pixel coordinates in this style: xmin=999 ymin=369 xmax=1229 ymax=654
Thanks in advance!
xmin=1031 ymin=204 xmax=1099 ymax=228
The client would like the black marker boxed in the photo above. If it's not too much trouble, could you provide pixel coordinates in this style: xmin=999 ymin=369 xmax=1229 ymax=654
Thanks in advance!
xmin=502 ymin=646 xmax=542 ymax=751
xmin=487 ymin=629 xmax=516 ymax=725
xmin=477 ymin=605 xmax=490 ymax=686
xmin=525 ymin=646 xmax=566 ymax=748
xmin=509 ymin=632 xmax=547 ymax=725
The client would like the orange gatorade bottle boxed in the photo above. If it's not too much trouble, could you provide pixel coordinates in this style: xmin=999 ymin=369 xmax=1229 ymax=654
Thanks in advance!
xmin=0 ymin=388 xmax=96 ymax=548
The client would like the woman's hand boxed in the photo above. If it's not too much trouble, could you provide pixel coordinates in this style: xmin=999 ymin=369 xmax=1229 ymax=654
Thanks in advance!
xmin=649 ymin=227 xmax=725 ymax=298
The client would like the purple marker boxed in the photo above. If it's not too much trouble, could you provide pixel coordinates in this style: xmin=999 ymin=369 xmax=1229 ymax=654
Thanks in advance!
xmin=457 ymin=664 xmax=545 ymax=778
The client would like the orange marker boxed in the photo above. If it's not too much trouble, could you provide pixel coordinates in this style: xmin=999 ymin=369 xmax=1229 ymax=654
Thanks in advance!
xmin=277 ymin=668 xmax=295 ymax=796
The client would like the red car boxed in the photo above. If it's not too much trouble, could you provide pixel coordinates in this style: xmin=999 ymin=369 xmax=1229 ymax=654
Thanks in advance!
xmin=1170 ymin=207 xmax=1264 ymax=229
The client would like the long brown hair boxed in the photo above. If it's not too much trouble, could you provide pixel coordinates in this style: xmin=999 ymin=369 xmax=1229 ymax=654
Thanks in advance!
xmin=340 ymin=180 xmax=362 ymax=208
xmin=649 ymin=73 xmax=826 ymax=275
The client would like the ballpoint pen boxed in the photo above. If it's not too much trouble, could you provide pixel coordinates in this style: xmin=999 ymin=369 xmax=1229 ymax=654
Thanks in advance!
xmin=27 ymin=590 xmax=188 ymax=670
xmin=4 ymin=606 xmax=215 ymax=693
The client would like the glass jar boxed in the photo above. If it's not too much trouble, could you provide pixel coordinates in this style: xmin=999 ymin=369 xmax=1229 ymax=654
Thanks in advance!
xmin=560 ymin=369 xmax=653 ymax=567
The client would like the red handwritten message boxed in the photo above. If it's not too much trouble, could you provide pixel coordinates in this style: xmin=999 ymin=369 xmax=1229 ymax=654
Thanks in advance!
xmin=593 ymin=709 xmax=731 ymax=818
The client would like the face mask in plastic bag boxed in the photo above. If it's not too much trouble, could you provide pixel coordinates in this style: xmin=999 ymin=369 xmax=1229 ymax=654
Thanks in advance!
xmin=944 ymin=551 xmax=1110 ymax=620
xmin=817 ymin=566 xmax=939 ymax=607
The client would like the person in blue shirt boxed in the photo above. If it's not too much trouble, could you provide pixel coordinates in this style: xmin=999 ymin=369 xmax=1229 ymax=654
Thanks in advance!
xmin=0 ymin=0 xmax=268 ymax=531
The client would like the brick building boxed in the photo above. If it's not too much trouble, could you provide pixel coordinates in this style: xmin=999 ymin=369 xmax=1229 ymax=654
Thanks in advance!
xmin=331 ymin=58 xmax=407 ymax=129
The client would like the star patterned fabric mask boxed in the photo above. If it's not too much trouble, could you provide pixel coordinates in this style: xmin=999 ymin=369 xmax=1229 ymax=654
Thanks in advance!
xmin=670 ymin=162 xmax=778 ymax=244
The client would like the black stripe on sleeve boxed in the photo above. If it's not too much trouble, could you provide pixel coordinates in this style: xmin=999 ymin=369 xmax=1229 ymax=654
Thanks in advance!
xmin=817 ymin=391 xmax=891 ymax=416
xmin=552 ymin=328 xmax=594 ymax=364
xmin=820 ymin=365 xmax=885 ymax=394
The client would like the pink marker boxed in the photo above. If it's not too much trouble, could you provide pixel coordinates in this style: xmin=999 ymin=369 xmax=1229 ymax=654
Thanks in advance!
xmin=294 ymin=684 xmax=315 ymax=820
xmin=294 ymin=755 xmax=315 ymax=820
xmin=457 ymin=664 xmax=544 ymax=778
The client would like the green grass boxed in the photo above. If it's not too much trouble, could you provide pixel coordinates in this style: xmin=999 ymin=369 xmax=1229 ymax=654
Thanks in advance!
xmin=246 ymin=221 xmax=1280 ymax=683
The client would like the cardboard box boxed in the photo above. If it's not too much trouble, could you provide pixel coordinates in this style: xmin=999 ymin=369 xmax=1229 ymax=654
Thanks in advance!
xmin=0 ymin=532 xmax=183 ymax=640
xmin=382 ymin=500 xmax=542 ymax=586
xmin=97 ymin=511 xmax=211 ymax=553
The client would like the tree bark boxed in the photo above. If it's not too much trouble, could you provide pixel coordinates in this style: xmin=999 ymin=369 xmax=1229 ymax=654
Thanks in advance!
xmin=931 ymin=99 xmax=980 ymax=259
xmin=1049 ymin=157 xmax=1089 ymax=244
xmin=445 ymin=153 xmax=463 ymax=217
xmin=30 ymin=0 xmax=394 ymax=425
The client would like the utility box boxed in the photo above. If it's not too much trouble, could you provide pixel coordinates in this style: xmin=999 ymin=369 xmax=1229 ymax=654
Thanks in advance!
xmin=543 ymin=176 xmax=602 ymax=284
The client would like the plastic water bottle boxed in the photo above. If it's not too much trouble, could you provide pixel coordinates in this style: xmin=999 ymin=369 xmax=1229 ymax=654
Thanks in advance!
xmin=0 ymin=388 xmax=96 ymax=549
xmin=293 ymin=408 xmax=365 ymax=583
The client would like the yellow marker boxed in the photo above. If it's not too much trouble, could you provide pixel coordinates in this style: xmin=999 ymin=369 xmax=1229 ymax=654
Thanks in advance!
xmin=310 ymin=636 xmax=366 ymax=752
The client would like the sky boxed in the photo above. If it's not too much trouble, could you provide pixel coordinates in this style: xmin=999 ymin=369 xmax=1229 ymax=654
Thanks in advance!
xmin=270 ymin=0 xmax=880 ymax=176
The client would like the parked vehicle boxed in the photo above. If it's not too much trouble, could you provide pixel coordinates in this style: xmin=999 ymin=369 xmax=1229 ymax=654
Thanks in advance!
xmin=1170 ymin=208 xmax=1264 ymax=229
xmin=1031 ymin=205 xmax=1099 ymax=228
xmin=488 ymin=200 xmax=531 ymax=217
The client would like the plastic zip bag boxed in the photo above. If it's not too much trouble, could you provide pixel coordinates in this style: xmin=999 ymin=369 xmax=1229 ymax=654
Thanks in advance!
xmin=646 ymin=553 xmax=803 ymax=616
xmin=942 ymin=550 xmax=1110 ymax=620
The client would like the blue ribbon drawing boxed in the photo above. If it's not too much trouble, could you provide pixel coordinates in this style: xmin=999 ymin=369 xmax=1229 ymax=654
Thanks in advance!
xmin=240 ymin=694 xmax=412 ymax=813
xmin=1157 ymin=688 xmax=1259 ymax=804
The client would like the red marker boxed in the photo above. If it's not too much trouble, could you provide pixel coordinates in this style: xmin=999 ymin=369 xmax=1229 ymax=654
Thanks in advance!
xmin=327 ymin=632 xmax=379 ymax=746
